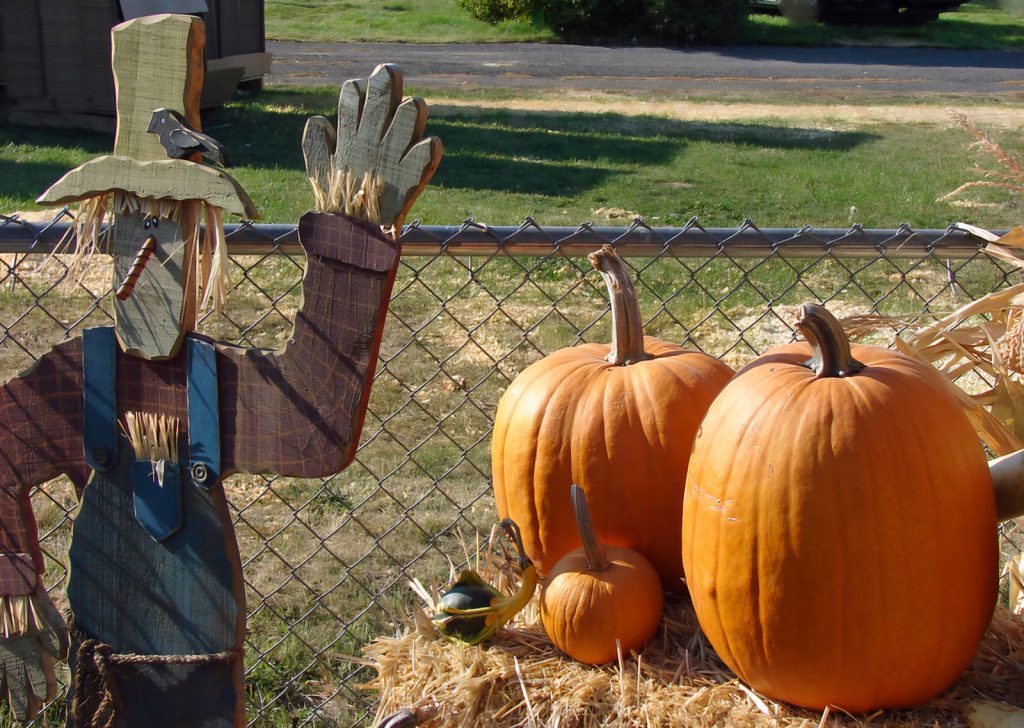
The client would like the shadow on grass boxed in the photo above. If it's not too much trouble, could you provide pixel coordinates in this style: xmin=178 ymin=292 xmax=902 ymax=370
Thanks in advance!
xmin=0 ymin=120 xmax=112 ymax=155
xmin=0 ymin=120 xmax=113 ymax=208
xmin=426 ymin=108 xmax=878 ymax=196
xmin=0 ymin=159 xmax=89 ymax=208
xmin=1 ymin=88 xmax=879 ymax=205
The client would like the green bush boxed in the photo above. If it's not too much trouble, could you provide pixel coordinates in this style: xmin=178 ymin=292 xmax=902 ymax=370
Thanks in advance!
xmin=456 ymin=0 xmax=534 ymax=23
xmin=535 ymin=0 xmax=639 ymax=38
xmin=648 ymin=0 xmax=749 ymax=43
xmin=533 ymin=0 xmax=749 ymax=44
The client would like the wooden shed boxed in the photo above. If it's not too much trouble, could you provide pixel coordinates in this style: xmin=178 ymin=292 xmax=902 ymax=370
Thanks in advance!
xmin=0 ymin=1 xmax=271 ymax=130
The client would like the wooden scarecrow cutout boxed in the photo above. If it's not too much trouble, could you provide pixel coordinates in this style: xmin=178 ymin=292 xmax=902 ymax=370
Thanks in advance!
xmin=0 ymin=12 xmax=441 ymax=726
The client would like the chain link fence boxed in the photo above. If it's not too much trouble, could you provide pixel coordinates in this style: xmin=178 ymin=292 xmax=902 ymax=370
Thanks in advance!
xmin=1 ymin=210 xmax=1022 ymax=726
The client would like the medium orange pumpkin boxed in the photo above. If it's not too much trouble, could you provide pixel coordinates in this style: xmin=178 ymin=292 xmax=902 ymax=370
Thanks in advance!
xmin=541 ymin=485 xmax=663 ymax=664
xmin=682 ymin=303 xmax=998 ymax=711
xmin=492 ymin=245 xmax=733 ymax=591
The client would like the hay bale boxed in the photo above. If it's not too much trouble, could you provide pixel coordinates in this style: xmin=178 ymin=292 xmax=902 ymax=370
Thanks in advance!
xmin=363 ymin=596 xmax=1023 ymax=727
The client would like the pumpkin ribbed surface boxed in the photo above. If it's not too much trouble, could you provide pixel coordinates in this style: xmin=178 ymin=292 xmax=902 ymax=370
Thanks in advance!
xmin=682 ymin=322 xmax=998 ymax=711
xmin=541 ymin=544 xmax=663 ymax=665
xmin=493 ymin=335 xmax=732 ymax=590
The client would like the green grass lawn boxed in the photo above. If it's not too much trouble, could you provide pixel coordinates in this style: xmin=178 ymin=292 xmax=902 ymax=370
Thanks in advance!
xmin=2 ymin=2 xmax=1024 ymax=725
xmin=3 ymin=23 xmax=1024 ymax=723
xmin=739 ymin=0 xmax=1024 ymax=48
xmin=264 ymin=0 xmax=1024 ymax=49
xmin=264 ymin=0 xmax=553 ymax=44
xmin=4 ymin=86 xmax=1021 ymax=231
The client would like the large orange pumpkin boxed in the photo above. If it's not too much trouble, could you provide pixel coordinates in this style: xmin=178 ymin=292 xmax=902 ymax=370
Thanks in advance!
xmin=682 ymin=302 xmax=998 ymax=711
xmin=492 ymin=245 xmax=733 ymax=591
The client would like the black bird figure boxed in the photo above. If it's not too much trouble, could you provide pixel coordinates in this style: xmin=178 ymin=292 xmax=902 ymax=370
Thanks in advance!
xmin=147 ymin=108 xmax=231 ymax=167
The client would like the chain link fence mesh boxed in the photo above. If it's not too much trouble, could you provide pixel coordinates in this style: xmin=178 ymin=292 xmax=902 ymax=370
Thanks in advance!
xmin=1 ymin=210 xmax=1022 ymax=726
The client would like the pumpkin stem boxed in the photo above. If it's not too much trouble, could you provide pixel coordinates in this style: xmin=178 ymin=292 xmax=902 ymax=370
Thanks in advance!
xmin=589 ymin=245 xmax=651 ymax=366
xmin=570 ymin=484 xmax=610 ymax=572
xmin=796 ymin=302 xmax=866 ymax=379
xmin=500 ymin=517 xmax=533 ymax=572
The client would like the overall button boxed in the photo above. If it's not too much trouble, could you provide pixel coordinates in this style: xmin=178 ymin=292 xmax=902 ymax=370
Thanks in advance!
xmin=191 ymin=462 xmax=210 ymax=484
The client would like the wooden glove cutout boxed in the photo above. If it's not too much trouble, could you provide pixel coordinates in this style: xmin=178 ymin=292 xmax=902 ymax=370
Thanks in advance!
xmin=302 ymin=64 xmax=442 ymax=232
xmin=0 ymin=584 xmax=70 ymax=722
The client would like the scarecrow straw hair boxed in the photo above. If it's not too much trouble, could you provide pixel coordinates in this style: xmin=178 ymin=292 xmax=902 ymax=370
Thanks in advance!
xmin=54 ymin=191 xmax=231 ymax=312
xmin=121 ymin=411 xmax=180 ymax=464
xmin=0 ymin=594 xmax=54 ymax=638
xmin=310 ymin=168 xmax=383 ymax=223
xmin=201 ymin=203 xmax=228 ymax=311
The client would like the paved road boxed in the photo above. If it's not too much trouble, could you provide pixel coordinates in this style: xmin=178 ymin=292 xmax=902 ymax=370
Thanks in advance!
xmin=267 ymin=41 xmax=1024 ymax=101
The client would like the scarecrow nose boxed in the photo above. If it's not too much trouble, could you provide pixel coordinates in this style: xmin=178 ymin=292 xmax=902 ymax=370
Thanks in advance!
xmin=115 ymin=234 xmax=158 ymax=300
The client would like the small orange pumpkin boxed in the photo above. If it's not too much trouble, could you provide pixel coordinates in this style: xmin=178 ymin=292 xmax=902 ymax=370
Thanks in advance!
xmin=541 ymin=485 xmax=663 ymax=665
xmin=682 ymin=302 xmax=998 ymax=711
xmin=492 ymin=245 xmax=733 ymax=590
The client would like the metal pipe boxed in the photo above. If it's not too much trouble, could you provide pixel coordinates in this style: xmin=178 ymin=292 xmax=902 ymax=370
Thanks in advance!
xmin=0 ymin=218 xmax=998 ymax=259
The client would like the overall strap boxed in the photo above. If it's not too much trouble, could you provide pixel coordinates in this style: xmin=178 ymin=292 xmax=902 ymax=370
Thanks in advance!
xmin=186 ymin=337 xmax=220 ymax=490
xmin=82 ymin=327 xmax=118 ymax=472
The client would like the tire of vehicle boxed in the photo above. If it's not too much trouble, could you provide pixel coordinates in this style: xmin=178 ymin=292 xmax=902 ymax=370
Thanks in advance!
xmin=865 ymin=0 xmax=900 ymax=24
xmin=816 ymin=0 xmax=886 ymax=25
xmin=899 ymin=8 xmax=940 ymax=24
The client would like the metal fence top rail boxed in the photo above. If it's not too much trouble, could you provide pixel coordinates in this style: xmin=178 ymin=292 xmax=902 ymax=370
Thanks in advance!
xmin=0 ymin=214 xmax=1003 ymax=259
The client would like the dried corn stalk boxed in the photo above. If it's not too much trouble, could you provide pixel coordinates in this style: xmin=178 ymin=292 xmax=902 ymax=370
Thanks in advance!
xmin=1009 ymin=554 xmax=1023 ymax=616
xmin=903 ymin=109 xmax=1024 ymax=454
xmin=937 ymin=110 xmax=1024 ymax=206
xmin=890 ymin=262 xmax=1024 ymax=457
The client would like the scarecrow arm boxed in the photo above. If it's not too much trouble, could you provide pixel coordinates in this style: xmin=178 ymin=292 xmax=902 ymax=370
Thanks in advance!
xmin=0 ymin=340 xmax=88 ymax=571
xmin=217 ymin=63 xmax=440 ymax=478
xmin=0 ymin=342 xmax=82 ymax=721
xmin=218 ymin=214 xmax=399 ymax=477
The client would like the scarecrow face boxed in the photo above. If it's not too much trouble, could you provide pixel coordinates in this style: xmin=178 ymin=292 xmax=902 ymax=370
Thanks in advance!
xmin=35 ymin=15 xmax=254 ymax=360
xmin=112 ymin=209 xmax=196 ymax=360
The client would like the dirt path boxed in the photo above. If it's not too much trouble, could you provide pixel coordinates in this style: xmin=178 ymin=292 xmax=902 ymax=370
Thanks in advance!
xmin=431 ymin=96 xmax=1024 ymax=128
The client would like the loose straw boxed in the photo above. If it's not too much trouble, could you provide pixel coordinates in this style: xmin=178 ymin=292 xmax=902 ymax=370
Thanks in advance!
xmin=121 ymin=411 xmax=180 ymax=487
xmin=312 ymin=168 xmax=384 ymax=224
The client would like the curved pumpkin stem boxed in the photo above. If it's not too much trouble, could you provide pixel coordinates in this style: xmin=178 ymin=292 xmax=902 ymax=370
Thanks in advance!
xmin=589 ymin=245 xmax=651 ymax=366
xmin=796 ymin=302 xmax=866 ymax=379
xmin=500 ymin=517 xmax=533 ymax=572
xmin=570 ymin=484 xmax=610 ymax=572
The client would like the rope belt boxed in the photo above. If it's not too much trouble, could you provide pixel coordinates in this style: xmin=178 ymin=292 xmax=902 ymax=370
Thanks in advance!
xmin=71 ymin=635 xmax=241 ymax=728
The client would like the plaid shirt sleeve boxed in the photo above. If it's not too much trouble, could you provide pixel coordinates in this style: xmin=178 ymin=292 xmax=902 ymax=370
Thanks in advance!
xmin=0 ymin=339 xmax=86 ymax=580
